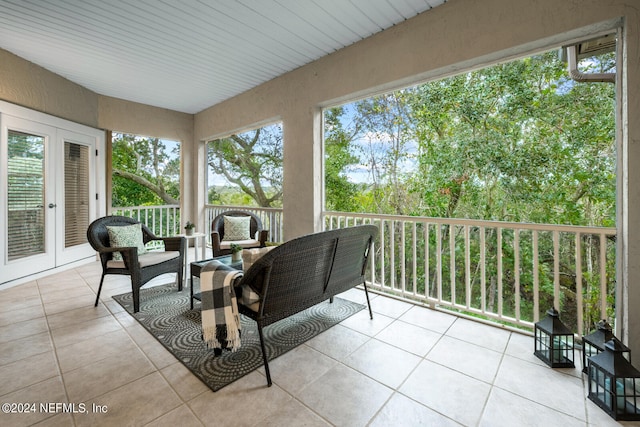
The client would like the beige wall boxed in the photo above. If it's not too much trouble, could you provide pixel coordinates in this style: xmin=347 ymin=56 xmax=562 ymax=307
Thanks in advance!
xmin=194 ymin=0 xmax=635 ymax=237
xmin=0 ymin=50 xmax=196 ymax=224
xmin=0 ymin=48 xmax=99 ymax=127
xmin=97 ymin=97 xmax=195 ymax=225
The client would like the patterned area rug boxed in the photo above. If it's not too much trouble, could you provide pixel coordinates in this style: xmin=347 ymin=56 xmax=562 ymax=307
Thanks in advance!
xmin=112 ymin=284 xmax=364 ymax=391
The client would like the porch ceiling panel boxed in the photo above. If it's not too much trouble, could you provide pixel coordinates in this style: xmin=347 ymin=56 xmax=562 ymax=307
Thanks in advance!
xmin=0 ymin=0 xmax=445 ymax=114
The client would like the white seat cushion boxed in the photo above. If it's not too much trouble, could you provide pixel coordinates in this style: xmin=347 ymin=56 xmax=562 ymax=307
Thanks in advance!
xmin=219 ymin=239 xmax=260 ymax=249
xmin=106 ymin=251 xmax=179 ymax=268
xmin=240 ymin=293 xmax=260 ymax=312
xmin=237 ymin=247 xmax=276 ymax=311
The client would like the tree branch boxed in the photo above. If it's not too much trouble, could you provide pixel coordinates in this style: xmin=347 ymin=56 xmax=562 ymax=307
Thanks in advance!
xmin=113 ymin=169 xmax=178 ymax=204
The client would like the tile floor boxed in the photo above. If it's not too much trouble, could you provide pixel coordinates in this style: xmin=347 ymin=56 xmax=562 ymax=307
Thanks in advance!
xmin=0 ymin=254 xmax=636 ymax=426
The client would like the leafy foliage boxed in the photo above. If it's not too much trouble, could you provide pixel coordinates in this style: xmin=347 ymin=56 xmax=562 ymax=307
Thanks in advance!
xmin=207 ymin=124 xmax=283 ymax=207
xmin=324 ymin=50 xmax=616 ymax=332
xmin=326 ymin=51 xmax=615 ymax=228
xmin=111 ymin=133 xmax=180 ymax=207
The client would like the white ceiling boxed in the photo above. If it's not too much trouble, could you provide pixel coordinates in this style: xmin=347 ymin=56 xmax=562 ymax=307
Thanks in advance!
xmin=0 ymin=0 xmax=446 ymax=114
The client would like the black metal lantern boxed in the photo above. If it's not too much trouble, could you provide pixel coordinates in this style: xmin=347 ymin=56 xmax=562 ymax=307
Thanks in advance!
xmin=588 ymin=340 xmax=640 ymax=421
xmin=534 ymin=308 xmax=575 ymax=368
xmin=582 ymin=320 xmax=631 ymax=374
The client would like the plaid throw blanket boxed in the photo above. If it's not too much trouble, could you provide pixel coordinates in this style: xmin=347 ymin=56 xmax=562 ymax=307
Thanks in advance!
xmin=200 ymin=260 xmax=244 ymax=351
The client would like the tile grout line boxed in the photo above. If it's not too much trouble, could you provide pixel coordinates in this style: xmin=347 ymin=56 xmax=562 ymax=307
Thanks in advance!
xmin=36 ymin=276 xmax=79 ymax=427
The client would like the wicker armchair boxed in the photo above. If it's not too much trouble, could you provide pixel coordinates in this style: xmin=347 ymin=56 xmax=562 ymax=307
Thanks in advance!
xmin=87 ymin=216 xmax=185 ymax=313
xmin=210 ymin=210 xmax=268 ymax=256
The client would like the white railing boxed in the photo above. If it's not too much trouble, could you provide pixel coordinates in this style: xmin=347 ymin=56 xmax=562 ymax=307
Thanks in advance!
xmin=324 ymin=211 xmax=617 ymax=336
xmin=205 ymin=205 xmax=284 ymax=244
xmin=112 ymin=205 xmax=181 ymax=239
xmin=113 ymin=204 xmax=283 ymax=246
xmin=111 ymin=204 xmax=614 ymax=335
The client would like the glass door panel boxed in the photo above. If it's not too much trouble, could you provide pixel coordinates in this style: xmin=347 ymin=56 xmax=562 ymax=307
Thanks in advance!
xmin=1 ymin=115 xmax=56 ymax=282
xmin=54 ymin=129 xmax=97 ymax=265
xmin=7 ymin=131 xmax=46 ymax=260
xmin=64 ymin=141 xmax=89 ymax=248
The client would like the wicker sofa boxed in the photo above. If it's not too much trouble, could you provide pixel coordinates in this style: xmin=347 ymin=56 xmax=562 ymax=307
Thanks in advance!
xmin=235 ymin=224 xmax=378 ymax=386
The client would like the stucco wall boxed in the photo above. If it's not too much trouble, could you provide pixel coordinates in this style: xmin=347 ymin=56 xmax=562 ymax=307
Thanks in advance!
xmin=194 ymin=0 xmax=637 ymax=236
xmin=97 ymin=96 xmax=193 ymax=142
xmin=97 ymin=96 xmax=195 ymax=224
xmin=0 ymin=48 xmax=99 ymax=127
xmin=0 ymin=48 xmax=196 ymax=226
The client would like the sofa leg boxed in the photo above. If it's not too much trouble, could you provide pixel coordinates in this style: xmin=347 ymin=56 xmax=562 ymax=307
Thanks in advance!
xmin=257 ymin=324 xmax=272 ymax=387
xmin=363 ymin=282 xmax=373 ymax=320
xmin=94 ymin=274 xmax=106 ymax=307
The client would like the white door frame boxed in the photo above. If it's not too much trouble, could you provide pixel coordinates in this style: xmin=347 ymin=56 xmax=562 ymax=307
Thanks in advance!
xmin=0 ymin=101 xmax=105 ymax=285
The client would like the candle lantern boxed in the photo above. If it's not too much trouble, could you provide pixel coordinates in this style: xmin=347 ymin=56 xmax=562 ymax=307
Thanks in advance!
xmin=582 ymin=320 xmax=630 ymax=374
xmin=534 ymin=308 xmax=575 ymax=368
xmin=588 ymin=340 xmax=640 ymax=421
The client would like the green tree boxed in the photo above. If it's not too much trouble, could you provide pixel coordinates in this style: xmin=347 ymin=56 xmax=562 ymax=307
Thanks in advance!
xmin=324 ymin=49 xmax=616 ymax=331
xmin=208 ymin=124 xmax=283 ymax=207
xmin=324 ymin=107 xmax=361 ymax=212
xmin=112 ymin=133 xmax=180 ymax=206
xmin=354 ymin=91 xmax=419 ymax=215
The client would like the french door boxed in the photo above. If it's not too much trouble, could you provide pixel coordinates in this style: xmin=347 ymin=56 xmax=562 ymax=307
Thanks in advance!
xmin=1 ymin=105 xmax=104 ymax=284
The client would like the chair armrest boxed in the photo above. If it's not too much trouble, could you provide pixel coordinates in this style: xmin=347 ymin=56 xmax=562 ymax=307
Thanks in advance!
xmin=258 ymin=230 xmax=269 ymax=246
xmin=159 ymin=236 xmax=185 ymax=253
xmin=98 ymin=246 xmax=124 ymax=254
xmin=211 ymin=231 xmax=221 ymax=252
xmin=115 ymin=246 xmax=140 ymax=270
xmin=96 ymin=246 xmax=134 ymax=263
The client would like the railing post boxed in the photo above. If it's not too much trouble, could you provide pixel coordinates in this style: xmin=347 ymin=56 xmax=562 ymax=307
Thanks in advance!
xmin=533 ymin=231 xmax=540 ymax=322
xmin=553 ymin=230 xmax=560 ymax=311
xmin=514 ymin=229 xmax=521 ymax=321
xmin=465 ymin=225 xmax=471 ymax=310
xmin=497 ymin=227 xmax=503 ymax=318
xmin=576 ymin=233 xmax=584 ymax=336
xmin=480 ymin=226 xmax=486 ymax=314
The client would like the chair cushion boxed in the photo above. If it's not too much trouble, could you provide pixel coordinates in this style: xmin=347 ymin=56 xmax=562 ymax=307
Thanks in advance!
xmin=239 ymin=294 xmax=260 ymax=312
xmin=222 ymin=216 xmax=251 ymax=241
xmin=236 ymin=247 xmax=276 ymax=310
xmin=219 ymin=239 xmax=260 ymax=249
xmin=106 ymin=223 xmax=147 ymax=261
xmin=241 ymin=246 xmax=276 ymax=272
xmin=106 ymin=250 xmax=179 ymax=269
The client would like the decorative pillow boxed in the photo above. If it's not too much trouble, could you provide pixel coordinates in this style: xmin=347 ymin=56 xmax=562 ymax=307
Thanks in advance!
xmin=106 ymin=223 xmax=147 ymax=261
xmin=241 ymin=246 xmax=276 ymax=272
xmin=222 ymin=216 xmax=251 ymax=241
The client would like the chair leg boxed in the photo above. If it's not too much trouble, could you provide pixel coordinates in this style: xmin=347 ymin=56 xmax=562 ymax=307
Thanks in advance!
xmin=190 ymin=274 xmax=195 ymax=310
xmin=132 ymin=286 xmax=140 ymax=313
xmin=93 ymin=273 xmax=104 ymax=307
xmin=177 ymin=262 xmax=183 ymax=292
xmin=94 ymin=274 xmax=106 ymax=307
xmin=257 ymin=323 xmax=272 ymax=387
xmin=363 ymin=281 xmax=373 ymax=320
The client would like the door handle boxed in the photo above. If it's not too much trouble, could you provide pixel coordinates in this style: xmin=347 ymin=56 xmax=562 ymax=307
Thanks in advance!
xmin=48 ymin=203 xmax=57 ymax=208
